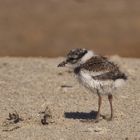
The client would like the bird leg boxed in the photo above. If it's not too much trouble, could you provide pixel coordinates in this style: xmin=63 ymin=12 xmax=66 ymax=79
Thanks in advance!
xmin=107 ymin=94 xmax=113 ymax=121
xmin=80 ymin=94 xmax=102 ymax=123
xmin=95 ymin=94 xmax=102 ymax=122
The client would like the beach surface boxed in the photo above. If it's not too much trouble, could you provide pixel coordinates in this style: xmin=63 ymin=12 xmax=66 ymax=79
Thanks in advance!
xmin=0 ymin=56 xmax=139 ymax=140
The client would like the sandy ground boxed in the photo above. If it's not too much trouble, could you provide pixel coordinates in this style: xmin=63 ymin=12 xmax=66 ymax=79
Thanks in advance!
xmin=0 ymin=56 xmax=139 ymax=140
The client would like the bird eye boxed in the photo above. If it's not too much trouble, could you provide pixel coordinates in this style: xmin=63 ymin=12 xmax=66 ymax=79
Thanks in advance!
xmin=69 ymin=57 xmax=74 ymax=61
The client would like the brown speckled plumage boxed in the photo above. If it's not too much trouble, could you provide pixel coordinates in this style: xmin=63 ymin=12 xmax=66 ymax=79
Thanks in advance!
xmin=76 ymin=56 xmax=127 ymax=81
xmin=80 ymin=56 xmax=118 ymax=72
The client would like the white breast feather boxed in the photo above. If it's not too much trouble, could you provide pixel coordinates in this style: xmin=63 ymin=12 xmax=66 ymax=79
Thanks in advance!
xmin=76 ymin=70 xmax=122 ymax=95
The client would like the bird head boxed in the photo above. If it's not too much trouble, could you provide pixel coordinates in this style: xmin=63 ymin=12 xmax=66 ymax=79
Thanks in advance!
xmin=58 ymin=48 xmax=92 ymax=68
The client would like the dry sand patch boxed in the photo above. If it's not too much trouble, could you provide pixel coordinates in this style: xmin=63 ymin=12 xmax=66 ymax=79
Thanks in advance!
xmin=0 ymin=56 xmax=139 ymax=140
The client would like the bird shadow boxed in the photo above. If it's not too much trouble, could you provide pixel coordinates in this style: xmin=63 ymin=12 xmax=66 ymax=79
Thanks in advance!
xmin=64 ymin=111 xmax=98 ymax=120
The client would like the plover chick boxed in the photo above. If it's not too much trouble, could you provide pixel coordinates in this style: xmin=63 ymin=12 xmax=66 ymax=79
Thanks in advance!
xmin=58 ymin=48 xmax=127 ymax=122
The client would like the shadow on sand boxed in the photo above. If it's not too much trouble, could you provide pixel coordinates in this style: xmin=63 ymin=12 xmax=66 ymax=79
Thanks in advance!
xmin=64 ymin=111 xmax=98 ymax=120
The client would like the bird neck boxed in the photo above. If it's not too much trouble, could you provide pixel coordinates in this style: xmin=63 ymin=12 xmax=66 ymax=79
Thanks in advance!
xmin=81 ymin=50 xmax=96 ymax=63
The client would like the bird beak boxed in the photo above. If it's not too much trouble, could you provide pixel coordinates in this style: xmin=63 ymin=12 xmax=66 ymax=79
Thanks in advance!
xmin=58 ymin=60 xmax=67 ymax=67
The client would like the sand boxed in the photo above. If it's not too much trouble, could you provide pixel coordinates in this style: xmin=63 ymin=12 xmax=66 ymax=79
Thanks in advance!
xmin=0 ymin=56 xmax=139 ymax=140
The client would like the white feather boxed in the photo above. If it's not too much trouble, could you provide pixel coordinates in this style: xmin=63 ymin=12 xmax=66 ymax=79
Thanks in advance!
xmin=81 ymin=50 xmax=96 ymax=63
xmin=115 ymin=79 xmax=126 ymax=88
xmin=76 ymin=70 xmax=119 ymax=95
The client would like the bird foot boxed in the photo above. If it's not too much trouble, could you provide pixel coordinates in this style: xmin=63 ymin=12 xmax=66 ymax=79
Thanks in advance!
xmin=102 ymin=115 xmax=113 ymax=121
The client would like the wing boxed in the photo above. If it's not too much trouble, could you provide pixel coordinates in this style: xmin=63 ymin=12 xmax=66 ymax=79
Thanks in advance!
xmin=80 ymin=56 xmax=127 ymax=81
xmin=92 ymin=71 xmax=127 ymax=81
xmin=80 ymin=56 xmax=118 ymax=72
